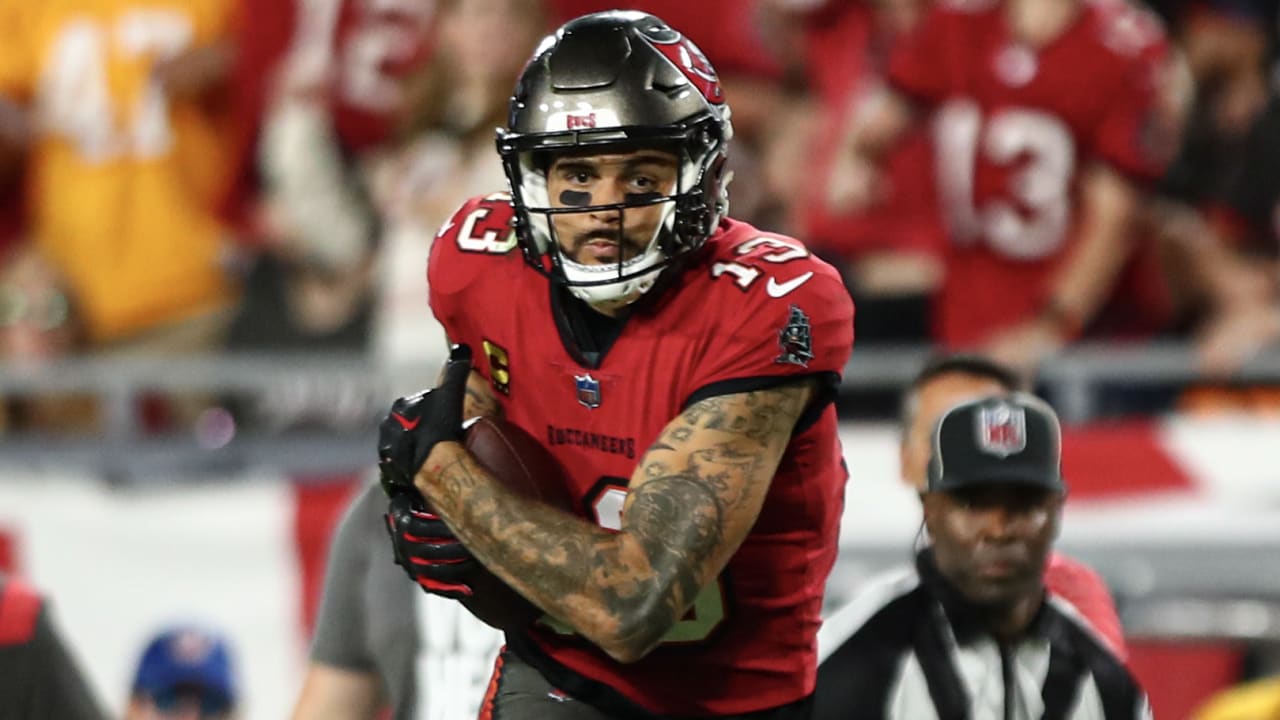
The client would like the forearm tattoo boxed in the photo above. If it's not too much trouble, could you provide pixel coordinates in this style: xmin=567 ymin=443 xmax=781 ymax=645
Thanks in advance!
xmin=463 ymin=371 xmax=503 ymax=419
xmin=417 ymin=381 xmax=813 ymax=658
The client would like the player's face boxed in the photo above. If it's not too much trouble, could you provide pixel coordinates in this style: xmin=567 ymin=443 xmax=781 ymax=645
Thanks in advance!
xmin=924 ymin=483 xmax=1061 ymax=607
xmin=546 ymin=149 xmax=679 ymax=266
xmin=901 ymin=374 xmax=1009 ymax=490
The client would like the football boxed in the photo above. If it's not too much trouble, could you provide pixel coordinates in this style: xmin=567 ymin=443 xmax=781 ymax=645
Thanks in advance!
xmin=455 ymin=416 xmax=575 ymax=630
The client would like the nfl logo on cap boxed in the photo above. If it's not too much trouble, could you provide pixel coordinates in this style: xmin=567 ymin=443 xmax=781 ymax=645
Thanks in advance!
xmin=927 ymin=392 xmax=1066 ymax=494
xmin=977 ymin=402 xmax=1026 ymax=457
xmin=575 ymin=374 xmax=601 ymax=409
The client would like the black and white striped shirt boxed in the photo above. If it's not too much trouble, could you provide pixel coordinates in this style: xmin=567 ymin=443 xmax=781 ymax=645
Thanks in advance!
xmin=814 ymin=551 xmax=1151 ymax=720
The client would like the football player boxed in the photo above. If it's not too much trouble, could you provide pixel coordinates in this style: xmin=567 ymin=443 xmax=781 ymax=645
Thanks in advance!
xmin=378 ymin=10 xmax=855 ymax=718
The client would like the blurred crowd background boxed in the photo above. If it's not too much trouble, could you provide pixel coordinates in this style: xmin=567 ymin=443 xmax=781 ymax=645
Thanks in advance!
xmin=2 ymin=0 xmax=1280 ymax=718
xmin=2 ymin=0 xmax=1280 ymax=437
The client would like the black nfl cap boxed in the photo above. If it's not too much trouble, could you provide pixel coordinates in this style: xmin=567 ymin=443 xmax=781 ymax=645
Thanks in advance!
xmin=926 ymin=392 xmax=1066 ymax=493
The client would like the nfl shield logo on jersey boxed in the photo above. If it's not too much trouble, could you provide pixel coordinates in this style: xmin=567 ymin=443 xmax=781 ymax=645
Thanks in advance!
xmin=575 ymin=374 xmax=602 ymax=409
xmin=977 ymin=402 xmax=1026 ymax=457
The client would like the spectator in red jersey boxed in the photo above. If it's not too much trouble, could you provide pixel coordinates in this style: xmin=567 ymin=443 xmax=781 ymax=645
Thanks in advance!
xmin=768 ymin=0 xmax=943 ymax=344
xmin=828 ymin=0 xmax=1189 ymax=377
xmin=891 ymin=354 xmax=1128 ymax=657
xmin=370 ymin=0 xmax=549 ymax=370
xmin=218 ymin=0 xmax=438 ymax=360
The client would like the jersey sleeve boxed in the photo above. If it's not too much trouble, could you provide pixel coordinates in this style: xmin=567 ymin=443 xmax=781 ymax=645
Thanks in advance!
xmin=426 ymin=193 xmax=519 ymax=353
xmin=885 ymin=5 xmax=952 ymax=105
xmin=309 ymin=484 xmax=382 ymax=671
xmin=684 ymin=236 xmax=854 ymax=405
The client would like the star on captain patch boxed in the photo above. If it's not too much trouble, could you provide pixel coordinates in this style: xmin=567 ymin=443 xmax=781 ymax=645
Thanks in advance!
xmin=575 ymin=373 xmax=602 ymax=409
xmin=776 ymin=305 xmax=814 ymax=367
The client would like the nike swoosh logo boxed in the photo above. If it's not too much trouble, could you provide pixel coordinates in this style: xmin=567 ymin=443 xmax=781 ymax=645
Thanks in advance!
xmin=766 ymin=271 xmax=814 ymax=298
xmin=392 ymin=412 xmax=420 ymax=431
xmin=435 ymin=220 xmax=455 ymax=238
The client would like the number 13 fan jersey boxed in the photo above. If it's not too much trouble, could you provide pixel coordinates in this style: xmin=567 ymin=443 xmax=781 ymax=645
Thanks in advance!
xmin=888 ymin=0 xmax=1175 ymax=346
xmin=428 ymin=193 xmax=855 ymax=717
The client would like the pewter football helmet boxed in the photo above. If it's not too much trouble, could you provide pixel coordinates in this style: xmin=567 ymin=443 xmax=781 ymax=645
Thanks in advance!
xmin=497 ymin=11 xmax=733 ymax=304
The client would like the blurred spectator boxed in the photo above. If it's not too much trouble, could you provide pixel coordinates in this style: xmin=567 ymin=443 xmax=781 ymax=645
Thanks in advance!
xmin=126 ymin=625 xmax=238 ymax=720
xmin=777 ymin=0 xmax=944 ymax=344
xmin=216 ymin=0 xmax=439 ymax=434
xmin=0 ymin=0 xmax=238 ymax=354
xmin=0 ymin=573 xmax=108 ymax=720
xmin=291 ymin=482 xmax=502 ymax=720
xmin=1162 ymin=90 xmax=1280 ymax=413
xmin=1153 ymin=4 xmax=1280 ymax=378
xmin=224 ymin=0 xmax=440 ymax=357
xmin=826 ymin=0 xmax=1188 ymax=377
xmin=370 ymin=0 xmax=548 ymax=369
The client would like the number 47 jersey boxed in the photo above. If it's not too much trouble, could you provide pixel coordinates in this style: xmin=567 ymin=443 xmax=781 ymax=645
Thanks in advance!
xmin=428 ymin=193 xmax=855 ymax=717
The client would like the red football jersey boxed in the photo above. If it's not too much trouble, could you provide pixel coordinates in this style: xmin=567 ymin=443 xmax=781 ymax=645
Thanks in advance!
xmin=887 ymin=0 xmax=1172 ymax=346
xmin=428 ymin=193 xmax=854 ymax=716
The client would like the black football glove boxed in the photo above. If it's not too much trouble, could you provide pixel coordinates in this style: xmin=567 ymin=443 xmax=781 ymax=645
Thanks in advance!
xmin=377 ymin=344 xmax=473 ymax=502
xmin=384 ymin=493 xmax=477 ymax=599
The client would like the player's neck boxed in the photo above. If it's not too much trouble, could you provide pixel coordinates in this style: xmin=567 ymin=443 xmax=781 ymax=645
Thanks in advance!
xmin=1005 ymin=0 xmax=1082 ymax=48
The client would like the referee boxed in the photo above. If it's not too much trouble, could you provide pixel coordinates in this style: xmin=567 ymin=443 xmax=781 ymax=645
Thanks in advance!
xmin=815 ymin=393 xmax=1149 ymax=719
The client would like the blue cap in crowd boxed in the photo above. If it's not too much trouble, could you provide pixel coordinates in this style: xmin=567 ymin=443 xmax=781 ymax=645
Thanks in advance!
xmin=132 ymin=626 xmax=237 ymax=714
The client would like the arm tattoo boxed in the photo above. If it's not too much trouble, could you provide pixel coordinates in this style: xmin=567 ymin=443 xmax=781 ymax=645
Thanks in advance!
xmin=416 ymin=380 xmax=813 ymax=660
xmin=463 ymin=371 xmax=503 ymax=419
